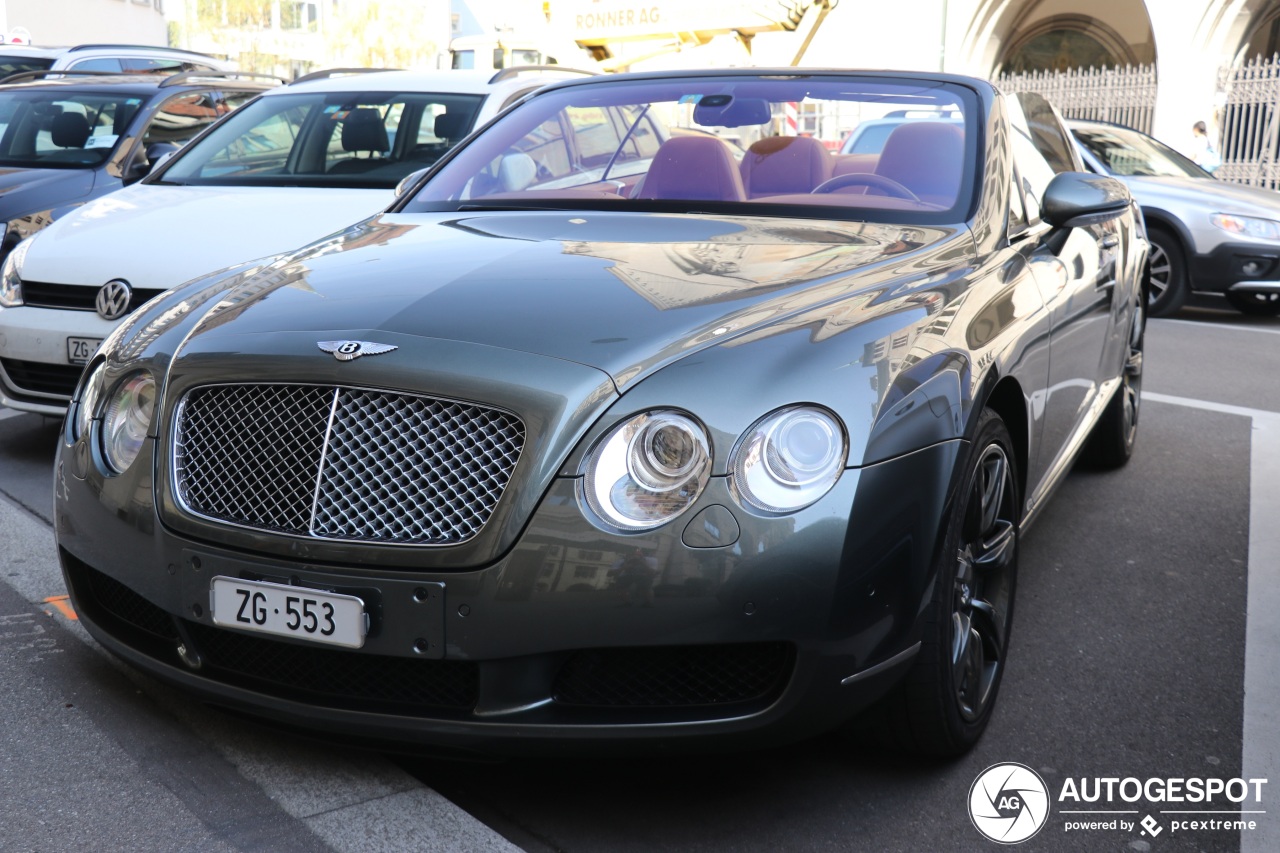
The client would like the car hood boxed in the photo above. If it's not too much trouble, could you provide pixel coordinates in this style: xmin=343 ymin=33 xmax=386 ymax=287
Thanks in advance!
xmin=174 ymin=209 xmax=967 ymax=386
xmin=19 ymin=183 xmax=395 ymax=288
xmin=154 ymin=209 xmax=971 ymax=568
xmin=1122 ymin=175 xmax=1280 ymax=216
xmin=0 ymin=166 xmax=97 ymax=220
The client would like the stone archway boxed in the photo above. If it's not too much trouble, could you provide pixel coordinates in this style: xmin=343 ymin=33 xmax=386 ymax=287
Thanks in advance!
xmin=958 ymin=0 xmax=1156 ymax=77
xmin=1000 ymin=14 xmax=1147 ymax=73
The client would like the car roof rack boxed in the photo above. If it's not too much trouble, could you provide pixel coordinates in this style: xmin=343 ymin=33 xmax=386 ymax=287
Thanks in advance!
xmin=488 ymin=65 xmax=597 ymax=84
xmin=0 ymin=69 xmax=280 ymax=87
xmin=65 ymin=43 xmax=222 ymax=60
xmin=0 ymin=69 xmax=146 ymax=85
xmin=159 ymin=70 xmax=285 ymax=88
xmin=290 ymin=67 xmax=402 ymax=85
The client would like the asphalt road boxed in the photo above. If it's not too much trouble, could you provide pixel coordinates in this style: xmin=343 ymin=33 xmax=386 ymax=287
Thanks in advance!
xmin=0 ymin=300 xmax=1275 ymax=852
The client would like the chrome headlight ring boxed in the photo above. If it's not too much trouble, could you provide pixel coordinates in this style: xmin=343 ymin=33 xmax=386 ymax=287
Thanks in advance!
xmin=100 ymin=370 xmax=156 ymax=474
xmin=71 ymin=361 xmax=108 ymax=443
xmin=730 ymin=405 xmax=848 ymax=514
xmin=581 ymin=409 xmax=712 ymax=532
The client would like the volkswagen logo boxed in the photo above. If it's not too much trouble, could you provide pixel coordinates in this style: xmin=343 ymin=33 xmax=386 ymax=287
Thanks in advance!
xmin=95 ymin=280 xmax=133 ymax=321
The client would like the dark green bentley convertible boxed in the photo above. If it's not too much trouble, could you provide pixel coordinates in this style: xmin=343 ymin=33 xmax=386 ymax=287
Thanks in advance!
xmin=54 ymin=70 xmax=1146 ymax=757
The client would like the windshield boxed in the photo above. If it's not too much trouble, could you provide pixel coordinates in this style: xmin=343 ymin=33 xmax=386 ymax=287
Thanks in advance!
xmin=0 ymin=55 xmax=54 ymax=77
xmin=1072 ymin=125 xmax=1209 ymax=178
xmin=405 ymin=75 xmax=979 ymax=222
xmin=157 ymin=90 xmax=485 ymax=189
xmin=0 ymin=88 xmax=140 ymax=169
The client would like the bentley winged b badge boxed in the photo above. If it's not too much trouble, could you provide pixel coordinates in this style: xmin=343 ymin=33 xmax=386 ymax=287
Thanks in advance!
xmin=317 ymin=340 xmax=398 ymax=362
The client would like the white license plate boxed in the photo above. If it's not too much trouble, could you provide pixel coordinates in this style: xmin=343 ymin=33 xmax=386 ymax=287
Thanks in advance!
xmin=210 ymin=576 xmax=367 ymax=649
xmin=66 ymin=337 xmax=102 ymax=365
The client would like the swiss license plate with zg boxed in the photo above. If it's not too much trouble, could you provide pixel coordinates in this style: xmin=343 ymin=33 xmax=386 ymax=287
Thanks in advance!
xmin=66 ymin=337 xmax=102 ymax=365
xmin=209 ymin=576 xmax=367 ymax=649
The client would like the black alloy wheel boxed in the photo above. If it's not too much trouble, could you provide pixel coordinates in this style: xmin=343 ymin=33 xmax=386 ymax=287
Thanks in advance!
xmin=1225 ymin=289 xmax=1280 ymax=316
xmin=859 ymin=408 xmax=1019 ymax=756
xmin=1145 ymin=227 xmax=1189 ymax=317
xmin=950 ymin=434 xmax=1017 ymax=724
xmin=1083 ymin=290 xmax=1144 ymax=467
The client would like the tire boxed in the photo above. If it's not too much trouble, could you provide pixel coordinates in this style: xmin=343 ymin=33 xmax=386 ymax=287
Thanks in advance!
xmin=1145 ymin=226 xmax=1189 ymax=317
xmin=1225 ymin=289 xmax=1280 ymax=316
xmin=857 ymin=409 xmax=1019 ymax=756
xmin=1082 ymin=289 xmax=1144 ymax=467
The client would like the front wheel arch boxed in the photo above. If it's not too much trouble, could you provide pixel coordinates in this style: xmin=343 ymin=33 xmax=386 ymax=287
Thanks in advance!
xmin=851 ymin=407 xmax=1021 ymax=755
xmin=1142 ymin=222 xmax=1191 ymax=317
xmin=974 ymin=375 xmax=1028 ymax=515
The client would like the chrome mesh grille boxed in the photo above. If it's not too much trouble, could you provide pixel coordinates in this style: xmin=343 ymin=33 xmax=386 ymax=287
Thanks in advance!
xmin=174 ymin=384 xmax=525 ymax=545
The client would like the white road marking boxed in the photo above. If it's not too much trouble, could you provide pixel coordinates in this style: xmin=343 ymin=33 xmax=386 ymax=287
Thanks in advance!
xmin=1145 ymin=392 xmax=1280 ymax=853
xmin=0 ymin=495 xmax=518 ymax=853
xmin=1158 ymin=318 xmax=1280 ymax=337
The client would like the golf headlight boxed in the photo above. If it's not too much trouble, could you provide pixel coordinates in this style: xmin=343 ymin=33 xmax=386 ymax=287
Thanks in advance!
xmin=0 ymin=236 xmax=28 ymax=307
xmin=101 ymin=371 xmax=155 ymax=473
xmin=1211 ymin=213 xmax=1280 ymax=240
xmin=72 ymin=361 xmax=107 ymax=442
xmin=583 ymin=410 xmax=711 ymax=530
xmin=732 ymin=406 xmax=847 ymax=513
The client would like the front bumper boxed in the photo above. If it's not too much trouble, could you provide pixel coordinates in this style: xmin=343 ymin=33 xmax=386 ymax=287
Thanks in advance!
xmin=1189 ymin=240 xmax=1280 ymax=294
xmin=54 ymin=433 xmax=962 ymax=755
xmin=0 ymin=304 xmax=118 ymax=413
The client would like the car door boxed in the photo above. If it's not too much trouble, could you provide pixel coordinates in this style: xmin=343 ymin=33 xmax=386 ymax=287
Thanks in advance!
xmin=1008 ymin=93 xmax=1118 ymax=491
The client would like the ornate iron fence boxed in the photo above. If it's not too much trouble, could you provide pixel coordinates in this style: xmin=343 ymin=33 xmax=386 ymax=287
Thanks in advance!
xmin=996 ymin=64 xmax=1157 ymax=135
xmin=1217 ymin=54 xmax=1280 ymax=189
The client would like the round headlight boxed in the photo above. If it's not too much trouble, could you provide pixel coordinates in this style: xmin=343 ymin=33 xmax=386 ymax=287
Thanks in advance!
xmin=583 ymin=410 xmax=711 ymax=531
xmin=732 ymin=406 xmax=847 ymax=513
xmin=101 ymin=371 xmax=155 ymax=473
xmin=72 ymin=361 xmax=106 ymax=442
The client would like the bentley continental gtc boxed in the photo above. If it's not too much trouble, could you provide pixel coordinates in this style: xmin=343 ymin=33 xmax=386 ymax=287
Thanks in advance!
xmin=55 ymin=71 xmax=1147 ymax=757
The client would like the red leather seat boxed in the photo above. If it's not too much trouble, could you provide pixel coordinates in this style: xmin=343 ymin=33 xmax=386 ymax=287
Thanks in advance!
xmin=740 ymin=136 xmax=832 ymax=198
xmin=875 ymin=122 xmax=964 ymax=206
xmin=635 ymin=136 xmax=746 ymax=202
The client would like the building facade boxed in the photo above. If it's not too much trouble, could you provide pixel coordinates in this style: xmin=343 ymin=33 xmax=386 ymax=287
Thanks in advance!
xmin=0 ymin=0 xmax=167 ymax=46
xmin=169 ymin=0 xmax=451 ymax=80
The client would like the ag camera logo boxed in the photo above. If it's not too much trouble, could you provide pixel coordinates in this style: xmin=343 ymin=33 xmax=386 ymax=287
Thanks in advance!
xmin=969 ymin=763 xmax=1051 ymax=844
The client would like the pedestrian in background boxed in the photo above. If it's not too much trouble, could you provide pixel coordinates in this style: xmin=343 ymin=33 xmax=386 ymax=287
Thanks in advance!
xmin=1191 ymin=120 xmax=1221 ymax=173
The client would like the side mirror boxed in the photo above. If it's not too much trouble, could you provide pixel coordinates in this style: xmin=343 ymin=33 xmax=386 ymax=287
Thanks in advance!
xmin=1041 ymin=172 xmax=1130 ymax=229
xmin=150 ymin=149 xmax=178 ymax=174
xmin=394 ymin=166 xmax=433 ymax=199
xmin=124 ymin=142 xmax=182 ymax=184
xmin=146 ymin=141 xmax=180 ymax=164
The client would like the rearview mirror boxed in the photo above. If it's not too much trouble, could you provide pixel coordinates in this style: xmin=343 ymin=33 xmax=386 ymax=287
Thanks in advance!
xmin=1041 ymin=172 xmax=1130 ymax=229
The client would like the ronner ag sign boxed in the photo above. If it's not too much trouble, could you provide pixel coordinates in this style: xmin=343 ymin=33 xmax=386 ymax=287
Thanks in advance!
xmin=560 ymin=0 xmax=809 ymax=43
